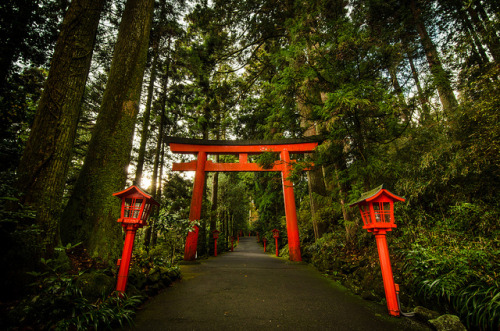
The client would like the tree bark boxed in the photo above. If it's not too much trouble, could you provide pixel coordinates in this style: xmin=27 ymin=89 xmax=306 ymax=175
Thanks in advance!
xmin=298 ymin=80 xmax=329 ymax=240
xmin=410 ymin=0 xmax=459 ymax=115
xmin=209 ymin=161 xmax=219 ymax=255
xmin=144 ymin=55 xmax=169 ymax=249
xmin=467 ymin=2 xmax=500 ymax=63
xmin=135 ymin=0 xmax=169 ymax=185
xmin=16 ymin=0 xmax=105 ymax=257
xmin=61 ymin=0 xmax=155 ymax=264
xmin=135 ymin=36 xmax=160 ymax=186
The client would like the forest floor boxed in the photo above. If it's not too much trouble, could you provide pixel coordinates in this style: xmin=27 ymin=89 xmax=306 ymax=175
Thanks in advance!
xmin=121 ymin=237 xmax=430 ymax=330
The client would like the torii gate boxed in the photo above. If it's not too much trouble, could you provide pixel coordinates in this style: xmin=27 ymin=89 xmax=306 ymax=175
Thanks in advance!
xmin=167 ymin=137 xmax=319 ymax=262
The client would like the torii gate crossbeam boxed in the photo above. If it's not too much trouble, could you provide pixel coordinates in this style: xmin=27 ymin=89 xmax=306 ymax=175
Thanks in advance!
xmin=167 ymin=137 xmax=319 ymax=262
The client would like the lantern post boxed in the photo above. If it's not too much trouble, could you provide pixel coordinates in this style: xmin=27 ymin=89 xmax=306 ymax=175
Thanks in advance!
xmin=349 ymin=185 xmax=405 ymax=317
xmin=230 ymin=236 xmax=235 ymax=252
xmin=212 ymin=229 xmax=220 ymax=257
xmin=263 ymin=238 xmax=267 ymax=252
xmin=113 ymin=186 xmax=159 ymax=293
xmin=272 ymin=229 xmax=280 ymax=256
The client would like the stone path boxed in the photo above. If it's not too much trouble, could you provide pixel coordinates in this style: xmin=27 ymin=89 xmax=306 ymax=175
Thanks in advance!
xmin=123 ymin=237 xmax=428 ymax=330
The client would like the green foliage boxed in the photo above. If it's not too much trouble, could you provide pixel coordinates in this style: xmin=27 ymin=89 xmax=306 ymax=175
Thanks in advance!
xmin=255 ymin=151 xmax=278 ymax=169
xmin=55 ymin=292 xmax=142 ymax=330
xmin=401 ymin=226 xmax=499 ymax=330
xmin=452 ymin=282 xmax=500 ymax=331
xmin=9 ymin=257 xmax=143 ymax=330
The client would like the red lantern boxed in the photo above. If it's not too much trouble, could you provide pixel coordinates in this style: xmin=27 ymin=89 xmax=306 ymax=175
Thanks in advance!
xmin=113 ymin=185 xmax=159 ymax=293
xmin=114 ymin=185 xmax=159 ymax=228
xmin=272 ymin=228 xmax=279 ymax=239
xmin=350 ymin=185 xmax=405 ymax=317
xmin=351 ymin=185 xmax=404 ymax=233
xmin=272 ymin=229 xmax=280 ymax=256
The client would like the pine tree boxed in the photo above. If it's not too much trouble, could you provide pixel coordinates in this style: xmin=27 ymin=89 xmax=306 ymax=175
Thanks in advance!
xmin=61 ymin=0 xmax=155 ymax=264
xmin=16 ymin=0 xmax=106 ymax=257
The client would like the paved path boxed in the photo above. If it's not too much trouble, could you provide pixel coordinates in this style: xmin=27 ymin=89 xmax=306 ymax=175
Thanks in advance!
xmin=125 ymin=237 xmax=427 ymax=330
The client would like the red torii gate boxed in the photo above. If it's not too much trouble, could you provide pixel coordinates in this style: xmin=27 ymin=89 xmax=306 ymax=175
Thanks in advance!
xmin=167 ymin=137 xmax=319 ymax=262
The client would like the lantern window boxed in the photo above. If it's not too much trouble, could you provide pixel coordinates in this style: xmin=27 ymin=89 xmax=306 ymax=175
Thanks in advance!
xmin=124 ymin=198 xmax=143 ymax=219
xmin=359 ymin=204 xmax=371 ymax=226
xmin=141 ymin=203 xmax=152 ymax=222
xmin=373 ymin=202 xmax=391 ymax=223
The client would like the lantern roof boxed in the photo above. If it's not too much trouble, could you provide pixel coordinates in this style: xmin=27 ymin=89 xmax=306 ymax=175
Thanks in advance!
xmin=349 ymin=184 xmax=405 ymax=207
xmin=113 ymin=185 xmax=160 ymax=206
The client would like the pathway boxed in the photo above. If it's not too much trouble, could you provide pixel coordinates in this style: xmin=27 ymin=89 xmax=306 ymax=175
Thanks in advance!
xmin=124 ymin=237 xmax=428 ymax=330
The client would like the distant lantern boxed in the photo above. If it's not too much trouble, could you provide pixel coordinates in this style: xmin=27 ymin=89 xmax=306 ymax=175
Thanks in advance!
xmin=272 ymin=229 xmax=280 ymax=257
xmin=350 ymin=185 xmax=405 ymax=317
xmin=113 ymin=185 xmax=159 ymax=293
xmin=349 ymin=184 xmax=405 ymax=233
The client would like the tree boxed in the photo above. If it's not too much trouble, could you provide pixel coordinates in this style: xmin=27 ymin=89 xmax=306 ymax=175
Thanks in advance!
xmin=16 ymin=0 xmax=106 ymax=257
xmin=409 ymin=0 xmax=459 ymax=115
xmin=61 ymin=0 xmax=155 ymax=264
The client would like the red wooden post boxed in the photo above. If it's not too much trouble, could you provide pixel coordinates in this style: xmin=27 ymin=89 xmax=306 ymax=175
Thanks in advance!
xmin=184 ymin=151 xmax=207 ymax=261
xmin=349 ymin=185 xmax=405 ymax=317
xmin=116 ymin=224 xmax=137 ymax=292
xmin=375 ymin=231 xmax=399 ymax=316
xmin=231 ymin=236 xmax=234 ymax=251
xmin=263 ymin=238 xmax=267 ymax=252
xmin=281 ymin=149 xmax=302 ymax=261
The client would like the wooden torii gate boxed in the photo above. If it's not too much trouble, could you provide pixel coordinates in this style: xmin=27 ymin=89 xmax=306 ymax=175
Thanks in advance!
xmin=167 ymin=137 xmax=320 ymax=262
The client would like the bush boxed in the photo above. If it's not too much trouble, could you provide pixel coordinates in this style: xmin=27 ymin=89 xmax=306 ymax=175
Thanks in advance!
xmin=402 ymin=226 xmax=499 ymax=330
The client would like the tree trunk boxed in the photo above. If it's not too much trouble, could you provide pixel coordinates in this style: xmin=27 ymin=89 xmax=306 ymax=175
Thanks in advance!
xmin=60 ymin=0 xmax=154 ymax=264
xmin=144 ymin=58 xmax=169 ymax=249
xmin=135 ymin=36 xmax=160 ymax=185
xmin=406 ymin=50 xmax=431 ymax=123
xmin=135 ymin=1 xmax=169 ymax=185
xmin=209 ymin=156 xmax=219 ymax=255
xmin=467 ymin=2 xmax=500 ymax=63
xmin=297 ymin=79 xmax=329 ymax=240
xmin=16 ymin=0 xmax=105 ymax=257
xmin=410 ymin=0 xmax=459 ymax=115
xmin=457 ymin=6 xmax=490 ymax=64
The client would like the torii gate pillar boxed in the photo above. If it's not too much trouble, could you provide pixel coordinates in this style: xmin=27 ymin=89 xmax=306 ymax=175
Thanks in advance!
xmin=168 ymin=137 xmax=319 ymax=262
xmin=281 ymin=149 xmax=301 ymax=261
xmin=184 ymin=151 xmax=207 ymax=261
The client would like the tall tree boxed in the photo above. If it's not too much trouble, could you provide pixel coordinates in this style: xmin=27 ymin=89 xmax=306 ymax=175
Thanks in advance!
xmin=16 ymin=0 xmax=106 ymax=257
xmin=409 ymin=0 xmax=459 ymax=115
xmin=61 ymin=0 xmax=155 ymax=264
